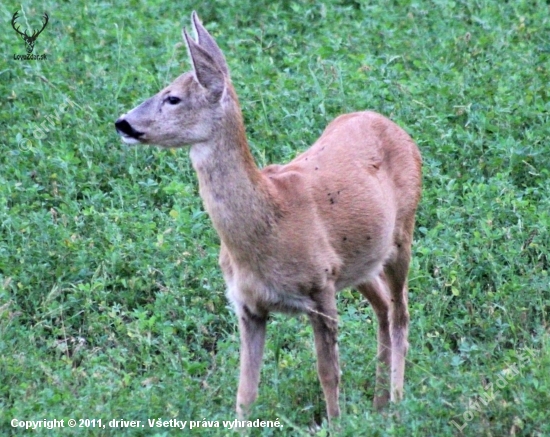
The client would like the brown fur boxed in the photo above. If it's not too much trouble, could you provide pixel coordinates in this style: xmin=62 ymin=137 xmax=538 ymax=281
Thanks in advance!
xmin=115 ymin=12 xmax=422 ymax=420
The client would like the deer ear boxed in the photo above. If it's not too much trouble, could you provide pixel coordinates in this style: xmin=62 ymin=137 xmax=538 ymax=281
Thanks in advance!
xmin=191 ymin=11 xmax=229 ymax=77
xmin=183 ymin=28 xmax=225 ymax=102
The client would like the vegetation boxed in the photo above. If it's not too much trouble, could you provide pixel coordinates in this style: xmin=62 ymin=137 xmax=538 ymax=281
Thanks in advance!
xmin=1 ymin=0 xmax=549 ymax=435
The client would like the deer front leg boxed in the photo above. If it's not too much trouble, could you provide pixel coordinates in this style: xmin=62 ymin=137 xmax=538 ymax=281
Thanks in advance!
xmin=236 ymin=303 xmax=267 ymax=419
xmin=308 ymin=289 xmax=340 ymax=419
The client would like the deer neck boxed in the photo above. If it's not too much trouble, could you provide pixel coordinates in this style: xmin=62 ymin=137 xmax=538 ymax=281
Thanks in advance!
xmin=189 ymin=98 xmax=278 ymax=256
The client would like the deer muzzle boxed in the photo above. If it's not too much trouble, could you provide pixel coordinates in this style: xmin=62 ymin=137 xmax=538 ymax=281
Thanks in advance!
xmin=115 ymin=118 xmax=144 ymax=144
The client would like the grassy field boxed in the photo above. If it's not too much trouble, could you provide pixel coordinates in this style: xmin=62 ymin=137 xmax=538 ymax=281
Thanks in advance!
xmin=1 ymin=0 xmax=549 ymax=435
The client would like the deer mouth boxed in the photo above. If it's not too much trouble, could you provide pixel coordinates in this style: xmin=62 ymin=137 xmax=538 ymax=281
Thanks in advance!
xmin=115 ymin=118 xmax=145 ymax=144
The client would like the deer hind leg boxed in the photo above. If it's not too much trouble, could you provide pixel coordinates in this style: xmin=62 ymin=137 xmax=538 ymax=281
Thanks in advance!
xmin=357 ymin=275 xmax=392 ymax=409
xmin=235 ymin=303 xmax=268 ymax=419
xmin=384 ymin=243 xmax=412 ymax=404
xmin=308 ymin=285 xmax=340 ymax=419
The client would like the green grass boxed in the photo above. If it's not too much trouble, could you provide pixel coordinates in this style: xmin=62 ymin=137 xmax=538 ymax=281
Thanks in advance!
xmin=1 ymin=0 xmax=549 ymax=435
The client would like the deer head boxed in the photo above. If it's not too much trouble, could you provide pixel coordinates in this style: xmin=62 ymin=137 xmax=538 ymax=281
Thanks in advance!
xmin=12 ymin=11 xmax=49 ymax=54
xmin=115 ymin=11 xmax=233 ymax=148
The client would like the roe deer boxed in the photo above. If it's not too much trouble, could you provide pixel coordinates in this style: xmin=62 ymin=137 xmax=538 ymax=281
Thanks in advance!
xmin=115 ymin=12 xmax=422 ymax=420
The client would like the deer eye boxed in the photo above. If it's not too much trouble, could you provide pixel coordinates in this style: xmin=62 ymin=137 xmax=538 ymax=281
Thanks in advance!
xmin=166 ymin=96 xmax=181 ymax=105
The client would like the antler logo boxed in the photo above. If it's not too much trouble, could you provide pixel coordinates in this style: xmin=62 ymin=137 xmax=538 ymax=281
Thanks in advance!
xmin=12 ymin=11 xmax=49 ymax=54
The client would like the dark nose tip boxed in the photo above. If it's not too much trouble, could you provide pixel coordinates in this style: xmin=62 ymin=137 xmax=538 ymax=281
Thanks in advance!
xmin=115 ymin=118 xmax=144 ymax=139
xmin=115 ymin=118 xmax=134 ymax=136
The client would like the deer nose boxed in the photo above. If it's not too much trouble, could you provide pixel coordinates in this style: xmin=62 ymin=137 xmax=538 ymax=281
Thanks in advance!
xmin=115 ymin=118 xmax=144 ymax=139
